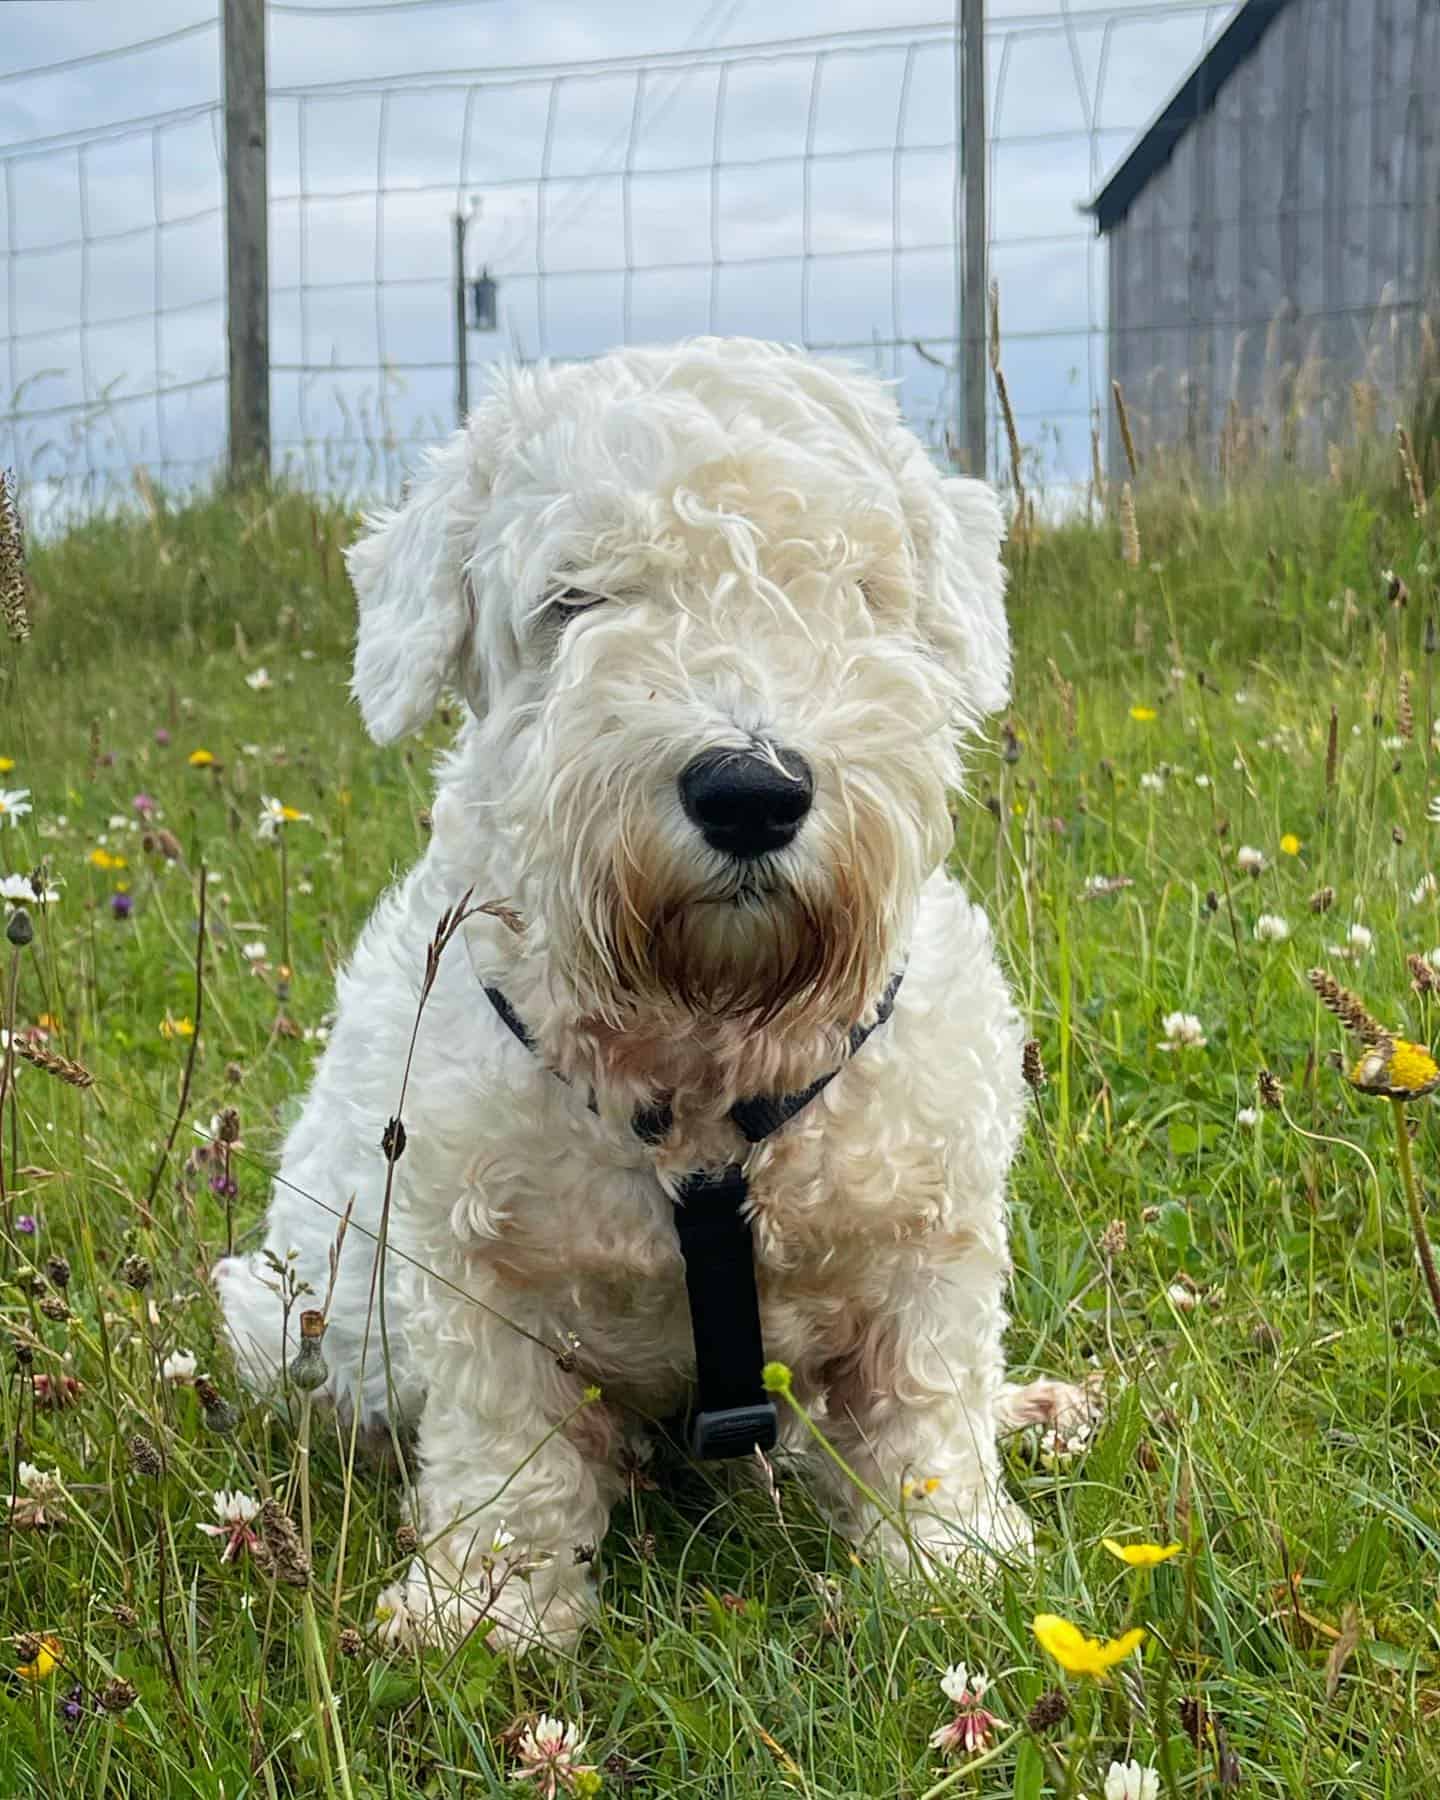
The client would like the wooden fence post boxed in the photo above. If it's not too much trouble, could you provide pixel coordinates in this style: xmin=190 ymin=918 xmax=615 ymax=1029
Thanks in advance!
xmin=224 ymin=0 xmax=270 ymax=483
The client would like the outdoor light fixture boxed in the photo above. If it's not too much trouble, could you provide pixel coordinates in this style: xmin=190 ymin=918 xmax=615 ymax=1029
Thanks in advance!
xmin=470 ymin=269 xmax=499 ymax=333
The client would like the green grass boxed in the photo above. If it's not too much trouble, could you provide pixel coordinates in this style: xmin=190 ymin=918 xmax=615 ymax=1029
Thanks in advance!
xmin=1 ymin=470 xmax=1440 ymax=1796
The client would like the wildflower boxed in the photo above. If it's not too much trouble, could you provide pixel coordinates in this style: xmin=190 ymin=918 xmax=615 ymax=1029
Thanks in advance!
xmin=8 ymin=1462 xmax=66 ymax=1529
xmin=241 ymin=940 xmax=268 ymax=963
xmin=1194 ymin=772 xmax=1211 ymax=787
xmin=1081 ymin=874 xmax=1134 ymax=899
xmin=1412 ymin=874 xmax=1437 ymax=905
xmin=1022 ymin=1040 xmax=1047 ymax=1090
xmin=162 ymin=1349 xmax=198 ymax=1384
xmin=0 ymin=873 xmax=58 ymax=906
xmin=187 ymin=749 xmax=215 ymax=768
xmin=1254 ymin=913 xmax=1290 ymax=943
xmin=1280 ymin=833 xmax=1302 ymax=856
xmin=1167 ymin=1282 xmax=1199 ymax=1311
xmin=109 ymin=889 xmax=134 ymax=921
xmin=0 ymin=758 xmax=11 ymax=772
xmin=16 ymin=1214 xmax=36 ymax=1235
xmin=1138 ymin=770 xmax=1165 ymax=793
xmin=1102 ymin=1538 xmax=1182 ymax=1568
xmin=1105 ymin=1762 xmax=1160 ymax=1800
xmin=244 ymin=667 xmax=273 ymax=692
xmin=1099 ymin=1218 xmax=1127 ymax=1260
xmin=129 ymin=1434 xmax=164 ymax=1477
xmin=0 ymin=787 xmax=32 ymax=827
xmin=1348 ymin=1038 xmax=1440 ymax=1100
xmin=1039 ymin=1419 xmax=1093 ymax=1467
xmin=98 ymin=1676 xmax=138 ymax=1713
xmin=15 ymin=1634 xmax=62 ymax=1682
xmin=88 ymin=848 xmax=127 ymax=872
xmin=1129 ymin=705 xmax=1157 ymax=723
xmin=198 ymin=1490 xmax=262 ymax=1562
xmin=1346 ymin=923 xmax=1374 ymax=955
xmin=928 ymin=1663 xmax=1002 ymax=1758
xmin=1237 ymin=1106 xmax=1260 ymax=1128
xmin=159 ymin=1016 xmax=195 ymax=1040
xmin=257 ymin=795 xmax=311 ymax=840
xmin=132 ymin=793 xmax=157 ymax=819
xmin=154 ymin=728 xmax=171 ymax=746
xmin=509 ymin=1714 xmax=597 ymax=1796
xmin=1159 ymin=1011 xmax=1206 ymax=1051
xmin=1031 ymin=1613 xmax=1145 ymax=1678
xmin=1236 ymin=845 xmax=1265 ymax=876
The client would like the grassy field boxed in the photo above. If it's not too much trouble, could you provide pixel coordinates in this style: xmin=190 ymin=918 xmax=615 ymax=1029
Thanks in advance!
xmin=1 ymin=466 xmax=1439 ymax=1797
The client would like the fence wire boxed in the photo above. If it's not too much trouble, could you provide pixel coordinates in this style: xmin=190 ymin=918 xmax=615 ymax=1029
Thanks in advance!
xmin=0 ymin=0 xmax=1243 ymax=521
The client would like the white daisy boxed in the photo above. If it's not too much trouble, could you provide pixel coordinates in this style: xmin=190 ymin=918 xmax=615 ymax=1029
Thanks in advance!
xmin=245 ymin=668 xmax=273 ymax=692
xmin=0 ymin=788 xmax=32 ymax=827
xmin=0 ymin=873 xmax=58 ymax=906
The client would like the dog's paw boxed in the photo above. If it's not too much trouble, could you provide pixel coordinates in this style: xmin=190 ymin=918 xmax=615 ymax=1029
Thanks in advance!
xmin=372 ymin=1558 xmax=594 ymax=1657
xmin=996 ymin=1372 xmax=1105 ymax=1438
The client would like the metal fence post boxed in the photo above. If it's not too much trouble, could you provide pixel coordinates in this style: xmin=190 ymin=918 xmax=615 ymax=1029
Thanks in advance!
xmin=224 ymin=0 xmax=270 ymax=483
xmin=958 ymin=0 xmax=987 ymax=478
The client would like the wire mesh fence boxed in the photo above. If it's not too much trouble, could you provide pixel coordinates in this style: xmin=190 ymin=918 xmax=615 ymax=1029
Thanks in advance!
xmin=0 ymin=0 xmax=1245 ymax=523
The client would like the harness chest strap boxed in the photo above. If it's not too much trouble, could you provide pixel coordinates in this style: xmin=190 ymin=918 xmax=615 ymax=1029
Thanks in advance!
xmin=482 ymin=971 xmax=903 ymax=1459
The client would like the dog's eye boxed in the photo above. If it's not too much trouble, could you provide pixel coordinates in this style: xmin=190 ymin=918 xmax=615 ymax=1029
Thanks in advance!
xmin=548 ymin=586 xmax=607 ymax=621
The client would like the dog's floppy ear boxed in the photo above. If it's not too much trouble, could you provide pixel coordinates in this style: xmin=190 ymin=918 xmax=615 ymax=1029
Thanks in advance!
xmin=346 ymin=428 xmax=487 ymax=744
xmin=917 ymin=474 xmax=1011 ymax=727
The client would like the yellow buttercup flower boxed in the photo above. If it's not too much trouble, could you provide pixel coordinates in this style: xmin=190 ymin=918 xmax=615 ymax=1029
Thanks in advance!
xmin=1348 ymin=1037 xmax=1440 ymax=1101
xmin=187 ymin=748 xmax=215 ymax=768
xmin=1129 ymin=706 xmax=1157 ymax=723
xmin=88 ymin=847 xmax=127 ymax=872
xmin=1280 ymin=833 xmax=1302 ymax=856
xmin=1032 ymin=1612 xmax=1146 ymax=1677
xmin=159 ymin=1016 xmax=195 ymax=1040
xmin=16 ymin=1634 xmax=62 ymax=1681
xmin=0 ymin=756 xmax=13 ymax=773
xmin=1102 ymin=1538 xmax=1183 ymax=1568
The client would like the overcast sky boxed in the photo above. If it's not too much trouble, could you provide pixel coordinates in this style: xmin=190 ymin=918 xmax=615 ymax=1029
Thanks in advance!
xmin=0 ymin=0 xmax=1240 ymax=514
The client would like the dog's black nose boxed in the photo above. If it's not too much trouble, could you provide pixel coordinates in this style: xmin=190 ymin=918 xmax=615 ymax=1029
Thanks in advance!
xmin=678 ymin=747 xmax=814 ymax=860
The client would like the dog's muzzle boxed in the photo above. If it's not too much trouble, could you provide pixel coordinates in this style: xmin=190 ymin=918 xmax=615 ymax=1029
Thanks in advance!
xmin=678 ymin=746 xmax=813 ymax=860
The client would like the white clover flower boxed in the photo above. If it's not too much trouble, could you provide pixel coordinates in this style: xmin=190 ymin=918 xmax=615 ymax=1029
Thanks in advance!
xmin=1347 ymin=923 xmax=1373 ymax=954
xmin=18 ymin=1463 xmax=64 ymax=1503
xmin=1428 ymin=795 xmax=1440 ymax=824
xmin=1236 ymin=845 xmax=1265 ymax=875
xmin=1105 ymin=1763 xmax=1159 ymax=1800
xmin=1159 ymin=1011 xmax=1206 ymax=1050
xmin=1138 ymin=770 xmax=1165 ymax=794
xmin=241 ymin=941 xmax=268 ymax=963
xmin=1167 ymin=1283 xmax=1199 ymax=1312
xmin=1254 ymin=913 xmax=1290 ymax=943
xmin=162 ymin=1350 xmax=198 ymax=1384
xmin=245 ymin=668 xmax=273 ymax=692
xmin=1237 ymin=1106 xmax=1259 ymax=1129
xmin=1383 ymin=736 xmax=1406 ymax=753
xmin=1412 ymin=873 xmax=1437 ymax=905
xmin=510 ymin=1714 xmax=594 ymax=1791
xmin=1194 ymin=773 xmax=1211 ymax=788
xmin=209 ymin=1490 xmax=259 ymax=1527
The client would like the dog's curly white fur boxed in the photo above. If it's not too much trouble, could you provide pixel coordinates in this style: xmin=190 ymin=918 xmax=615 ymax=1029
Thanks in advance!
xmin=214 ymin=336 xmax=1072 ymax=1650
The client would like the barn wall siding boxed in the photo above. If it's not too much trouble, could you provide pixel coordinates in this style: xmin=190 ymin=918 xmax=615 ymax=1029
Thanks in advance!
xmin=1104 ymin=0 xmax=1440 ymax=475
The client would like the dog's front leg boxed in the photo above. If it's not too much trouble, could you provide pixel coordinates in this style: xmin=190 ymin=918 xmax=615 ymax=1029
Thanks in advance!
xmin=377 ymin=1309 xmax=624 ymax=1653
xmin=818 ymin=1255 xmax=1032 ymax=1574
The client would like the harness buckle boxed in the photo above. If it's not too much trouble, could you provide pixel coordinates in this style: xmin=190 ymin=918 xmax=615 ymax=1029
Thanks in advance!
xmin=689 ymin=1401 xmax=779 ymax=1461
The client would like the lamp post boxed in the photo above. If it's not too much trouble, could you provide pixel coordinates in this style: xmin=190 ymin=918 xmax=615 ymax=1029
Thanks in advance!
xmin=454 ymin=204 xmax=499 ymax=426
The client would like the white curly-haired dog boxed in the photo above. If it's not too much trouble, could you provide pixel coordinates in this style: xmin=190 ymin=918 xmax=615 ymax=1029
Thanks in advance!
xmin=215 ymin=336 xmax=1082 ymax=1650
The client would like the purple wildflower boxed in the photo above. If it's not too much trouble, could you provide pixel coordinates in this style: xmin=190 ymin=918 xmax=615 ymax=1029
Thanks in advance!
xmin=132 ymin=793 xmax=157 ymax=818
xmin=16 ymin=1215 xmax=36 ymax=1236
xmin=60 ymin=1684 xmax=84 ymax=1725
xmin=110 ymin=892 xmax=133 ymax=920
xmin=154 ymin=728 xmax=171 ymax=747
xmin=209 ymin=1171 xmax=238 ymax=1201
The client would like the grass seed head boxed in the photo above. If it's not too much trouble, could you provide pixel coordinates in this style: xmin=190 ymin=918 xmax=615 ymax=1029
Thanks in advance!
xmin=13 ymin=1040 xmax=96 ymax=1089
xmin=1021 ymin=1040 xmax=1047 ymax=1090
xmin=1025 ymin=1688 xmax=1070 ymax=1733
xmin=128 ymin=1434 xmax=164 ymax=1478
xmin=0 ymin=470 xmax=31 ymax=645
xmin=98 ymin=1676 xmax=138 ymax=1714
xmin=1307 ymin=968 xmax=1387 ymax=1045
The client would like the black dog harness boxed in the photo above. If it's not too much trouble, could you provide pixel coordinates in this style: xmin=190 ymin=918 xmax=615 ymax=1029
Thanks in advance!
xmin=482 ymin=971 xmax=903 ymax=1459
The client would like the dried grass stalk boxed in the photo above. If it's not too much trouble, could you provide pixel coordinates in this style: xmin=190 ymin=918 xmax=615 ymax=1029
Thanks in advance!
xmin=1112 ymin=379 xmax=1140 ymax=480
xmin=1398 ymin=423 xmax=1428 ymax=519
xmin=1119 ymin=482 xmax=1140 ymax=568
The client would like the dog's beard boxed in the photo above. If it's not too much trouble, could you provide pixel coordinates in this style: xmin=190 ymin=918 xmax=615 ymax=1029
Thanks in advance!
xmin=554 ymin=816 xmax=903 ymax=1035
